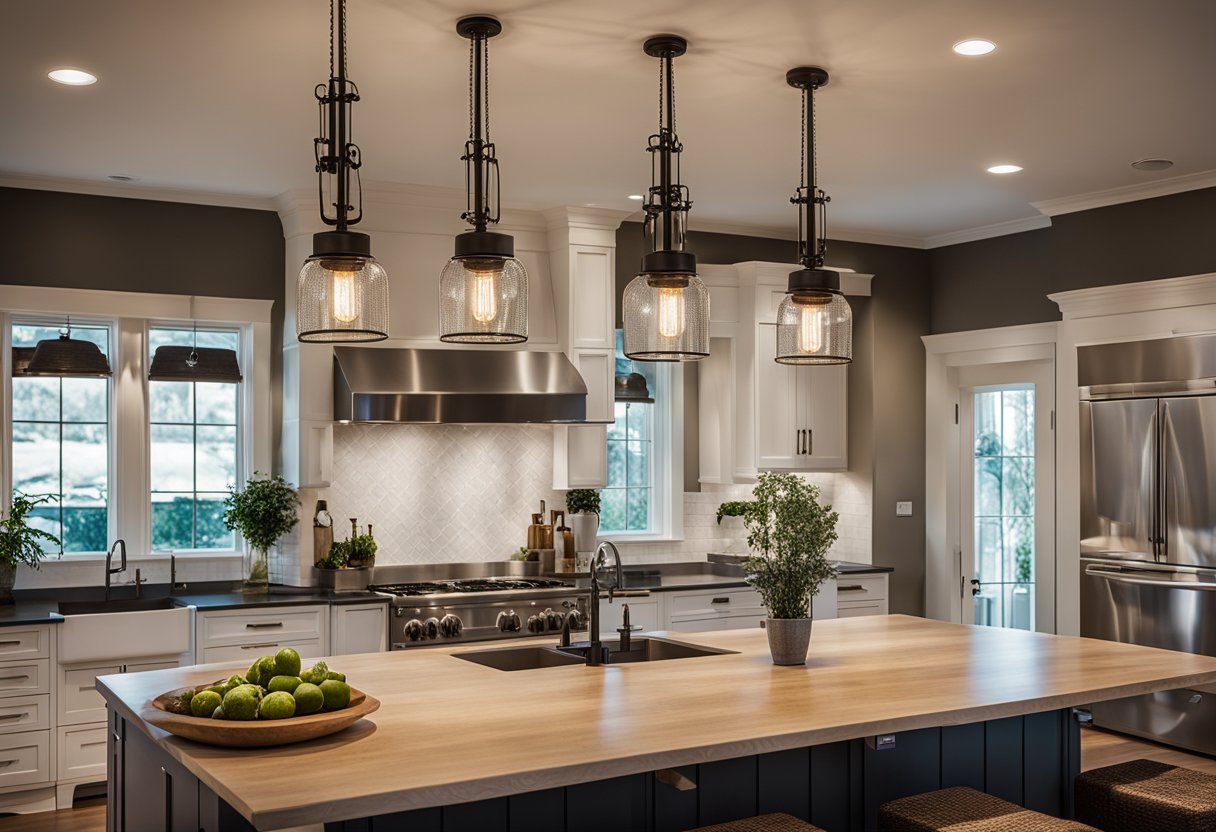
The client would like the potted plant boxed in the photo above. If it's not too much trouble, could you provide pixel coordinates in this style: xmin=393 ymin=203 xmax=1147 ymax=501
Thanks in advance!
xmin=565 ymin=489 xmax=601 ymax=553
xmin=223 ymin=472 xmax=300 ymax=593
xmin=0 ymin=493 xmax=60 ymax=604
xmin=740 ymin=473 xmax=838 ymax=665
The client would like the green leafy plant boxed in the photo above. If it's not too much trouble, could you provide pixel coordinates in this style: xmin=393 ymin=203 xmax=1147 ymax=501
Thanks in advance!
xmin=318 ymin=539 xmax=350 ymax=570
xmin=740 ymin=473 xmax=838 ymax=619
xmin=509 ymin=546 xmax=530 ymax=562
xmin=716 ymin=501 xmax=755 ymax=524
xmin=0 ymin=493 xmax=61 ymax=569
xmin=347 ymin=529 xmax=377 ymax=567
xmin=223 ymin=473 xmax=299 ymax=555
xmin=565 ymin=489 xmax=601 ymax=515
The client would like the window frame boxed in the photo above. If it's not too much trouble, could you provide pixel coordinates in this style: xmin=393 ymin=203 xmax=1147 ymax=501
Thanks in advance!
xmin=2 ymin=286 xmax=273 ymax=564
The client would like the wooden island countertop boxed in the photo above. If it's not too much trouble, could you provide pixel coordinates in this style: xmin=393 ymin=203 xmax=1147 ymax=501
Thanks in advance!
xmin=97 ymin=615 xmax=1216 ymax=830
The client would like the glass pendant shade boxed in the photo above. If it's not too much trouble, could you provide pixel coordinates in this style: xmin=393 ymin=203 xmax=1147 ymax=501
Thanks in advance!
xmin=24 ymin=333 xmax=112 ymax=377
xmin=296 ymin=254 xmax=389 ymax=343
xmin=439 ymin=255 xmax=528 ymax=343
xmin=622 ymin=272 xmax=710 ymax=361
xmin=775 ymin=291 xmax=852 ymax=365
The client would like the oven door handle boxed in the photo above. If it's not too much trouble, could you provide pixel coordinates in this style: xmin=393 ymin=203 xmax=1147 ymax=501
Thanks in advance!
xmin=1085 ymin=565 xmax=1216 ymax=591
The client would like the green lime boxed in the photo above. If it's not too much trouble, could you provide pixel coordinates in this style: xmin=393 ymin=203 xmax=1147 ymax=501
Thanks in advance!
xmin=293 ymin=683 xmax=324 ymax=715
xmin=259 ymin=691 xmax=297 ymax=720
xmin=267 ymin=675 xmax=302 ymax=694
xmin=246 ymin=660 xmax=263 ymax=686
xmin=274 ymin=647 xmax=302 ymax=678
xmin=222 ymin=687 xmax=260 ymax=721
xmin=304 ymin=660 xmax=329 ymax=685
xmin=190 ymin=690 xmax=222 ymax=719
xmin=211 ymin=705 xmax=225 ymax=720
xmin=319 ymin=679 xmax=351 ymax=712
xmin=255 ymin=657 xmax=278 ymax=687
xmin=325 ymin=671 xmax=346 ymax=682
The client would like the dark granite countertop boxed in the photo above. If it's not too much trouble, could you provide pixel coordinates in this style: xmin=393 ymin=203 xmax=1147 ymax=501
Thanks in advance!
xmin=171 ymin=590 xmax=388 ymax=611
xmin=707 ymin=553 xmax=894 ymax=575
xmin=0 ymin=601 xmax=64 ymax=627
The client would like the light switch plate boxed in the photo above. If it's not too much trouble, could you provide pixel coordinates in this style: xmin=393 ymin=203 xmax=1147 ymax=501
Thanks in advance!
xmin=895 ymin=501 xmax=913 ymax=517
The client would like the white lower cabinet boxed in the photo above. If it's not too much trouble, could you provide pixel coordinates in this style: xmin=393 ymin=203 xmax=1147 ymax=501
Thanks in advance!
xmin=0 ymin=730 xmax=51 ymax=789
xmin=595 ymin=596 xmax=662 ymax=635
xmin=195 ymin=605 xmax=329 ymax=665
xmin=330 ymin=603 xmax=388 ymax=656
xmin=834 ymin=574 xmax=889 ymax=617
xmin=56 ymin=724 xmax=107 ymax=782
xmin=667 ymin=587 xmax=768 ymax=632
xmin=201 ymin=637 xmax=325 ymax=665
xmin=0 ymin=626 xmax=54 ymax=814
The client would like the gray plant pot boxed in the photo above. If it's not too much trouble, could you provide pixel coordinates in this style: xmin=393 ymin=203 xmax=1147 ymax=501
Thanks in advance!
xmin=766 ymin=617 xmax=812 ymax=666
xmin=568 ymin=512 xmax=600 ymax=554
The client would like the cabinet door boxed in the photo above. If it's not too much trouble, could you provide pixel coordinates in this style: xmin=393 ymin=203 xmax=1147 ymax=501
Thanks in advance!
xmin=755 ymin=324 xmax=801 ymax=469
xmin=796 ymin=364 xmax=848 ymax=470
xmin=331 ymin=604 xmax=388 ymax=656
xmin=596 ymin=598 xmax=662 ymax=635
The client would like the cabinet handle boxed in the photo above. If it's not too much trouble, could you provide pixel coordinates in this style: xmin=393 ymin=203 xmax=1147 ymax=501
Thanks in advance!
xmin=0 ymin=674 xmax=29 ymax=682
xmin=0 ymin=713 xmax=26 ymax=721
xmin=0 ymin=640 xmax=23 ymax=646
xmin=245 ymin=622 xmax=284 ymax=629
xmin=162 ymin=766 xmax=173 ymax=831
xmin=711 ymin=597 xmax=731 ymax=604
xmin=838 ymin=585 xmax=868 ymax=592
xmin=0 ymin=760 xmax=13 ymax=768
xmin=82 ymin=739 xmax=107 ymax=748
xmin=807 ymin=429 xmax=813 ymax=455
xmin=240 ymin=642 xmax=280 ymax=650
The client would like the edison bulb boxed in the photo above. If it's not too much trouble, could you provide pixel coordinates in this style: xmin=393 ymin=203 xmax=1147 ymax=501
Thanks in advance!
xmin=657 ymin=286 xmax=685 ymax=338
xmin=331 ymin=269 xmax=359 ymax=323
xmin=798 ymin=302 xmax=825 ymax=353
xmin=470 ymin=267 xmax=499 ymax=324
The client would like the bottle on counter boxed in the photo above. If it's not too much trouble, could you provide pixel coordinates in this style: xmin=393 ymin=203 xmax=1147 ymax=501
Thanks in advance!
xmin=313 ymin=500 xmax=334 ymax=566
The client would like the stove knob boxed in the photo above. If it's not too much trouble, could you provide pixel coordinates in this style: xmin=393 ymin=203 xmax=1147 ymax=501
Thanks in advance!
xmin=423 ymin=617 xmax=440 ymax=640
xmin=496 ymin=610 xmax=522 ymax=632
xmin=544 ymin=608 xmax=561 ymax=630
xmin=526 ymin=614 xmax=545 ymax=634
xmin=439 ymin=614 xmax=464 ymax=638
xmin=403 ymin=619 xmax=424 ymax=642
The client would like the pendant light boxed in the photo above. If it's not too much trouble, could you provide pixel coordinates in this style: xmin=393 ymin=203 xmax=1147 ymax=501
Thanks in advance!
xmin=296 ymin=0 xmax=389 ymax=343
xmin=439 ymin=15 xmax=528 ymax=344
xmin=775 ymin=67 xmax=852 ymax=365
xmin=23 ymin=318 xmax=112 ymax=377
xmin=149 ymin=318 xmax=242 ymax=384
xmin=622 ymin=35 xmax=709 ymax=362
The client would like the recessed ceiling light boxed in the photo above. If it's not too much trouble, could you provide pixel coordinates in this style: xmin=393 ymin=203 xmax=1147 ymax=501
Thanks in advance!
xmin=1131 ymin=158 xmax=1174 ymax=172
xmin=107 ymin=174 xmax=139 ymax=182
xmin=48 ymin=68 xmax=98 ymax=86
xmin=627 ymin=194 xmax=644 ymax=201
xmin=987 ymin=164 xmax=1023 ymax=174
xmin=953 ymin=39 xmax=996 ymax=56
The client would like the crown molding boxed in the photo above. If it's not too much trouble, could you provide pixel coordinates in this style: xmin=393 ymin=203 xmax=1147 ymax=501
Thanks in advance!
xmin=0 ymin=172 xmax=278 ymax=212
xmin=685 ymin=216 xmax=926 ymax=250
xmin=923 ymin=214 xmax=1053 ymax=249
xmin=1049 ymin=272 xmax=1216 ymax=320
xmin=1031 ymin=169 xmax=1216 ymax=218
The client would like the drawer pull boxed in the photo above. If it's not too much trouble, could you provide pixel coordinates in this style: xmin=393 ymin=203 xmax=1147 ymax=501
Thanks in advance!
xmin=838 ymin=585 xmax=868 ymax=592
xmin=0 ymin=641 xmax=23 ymax=646
xmin=0 ymin=674 xmax=29 ymax=682
xmin=82 ymin=740 xmax=107 ymax=748
xmin=245 ymin=622 xmax=284 ymax=629
xmin=0 ymin=760 xmax=13 ymax=768
xmin=711 ymin=597 xmax=731 ymax=604
xmin=240 ymin=643 xmax=280 ymax=650
xmin=0 ymin=713 xmax=27 ymax=721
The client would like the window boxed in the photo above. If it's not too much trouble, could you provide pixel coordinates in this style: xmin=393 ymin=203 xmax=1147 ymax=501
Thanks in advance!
xmin=148 ymin=328 xmax=241 ymax=551
xmin=10 ymin=322 xmax=111 ymax=554
xmin=601 ymin=331 xmax=658 ymax=533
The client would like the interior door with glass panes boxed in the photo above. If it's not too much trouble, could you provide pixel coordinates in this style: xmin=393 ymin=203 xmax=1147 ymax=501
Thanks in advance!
xmin=957 ymin=360 xmax=1055 ymax=632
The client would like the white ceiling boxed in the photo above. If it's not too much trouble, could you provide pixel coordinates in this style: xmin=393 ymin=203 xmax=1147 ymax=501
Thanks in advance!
xmin=4 ymin=0 xmax=1215 ymax=244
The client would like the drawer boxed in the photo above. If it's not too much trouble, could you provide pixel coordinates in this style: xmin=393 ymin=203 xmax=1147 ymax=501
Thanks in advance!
xmin=837 ymin=601 xmax=886 ymax=618
xmin=0 ymin=695 xmax=50 ymax=734
xmin=0 ymin=628 xmax=50 ymax=661
xmin=0 ymin=660 xmax=49 ymax=698
xmin=669 ymin=588 xmax=765 ymax=621
xmin=834 ymin=574 xmax=888 ymax=602
xmin=57 ymin=724 xmax=108 ymax=782
xmin=672 ymin=615 xmax=765 ymax=634
xmin=0 ymin=730 xmax=51 ymax=788
xmin=60 ymin=664 xmax=123 ymax=726
xmin=202 ymin=637 xmax=324 ymax=666
xmin=200 ymin=607 xmax=326 ymax=648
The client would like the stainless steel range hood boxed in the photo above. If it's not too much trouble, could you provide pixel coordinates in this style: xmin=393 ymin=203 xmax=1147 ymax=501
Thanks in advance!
xmin=333 ymin=347 xmax=588 ymax=424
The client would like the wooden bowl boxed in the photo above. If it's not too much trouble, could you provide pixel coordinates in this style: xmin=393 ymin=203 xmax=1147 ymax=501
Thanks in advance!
xmin=144 ymin=682 xmax=380 ymax=748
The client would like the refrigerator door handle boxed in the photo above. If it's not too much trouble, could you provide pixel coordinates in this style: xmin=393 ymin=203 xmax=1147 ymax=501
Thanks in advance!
xmin=1085 ymin=565 xmax=1216 ymax=591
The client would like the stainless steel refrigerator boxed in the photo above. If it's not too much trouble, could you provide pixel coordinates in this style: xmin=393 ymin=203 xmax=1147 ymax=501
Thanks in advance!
xmin=1079 ymin=334 xmax=1216 ymax=755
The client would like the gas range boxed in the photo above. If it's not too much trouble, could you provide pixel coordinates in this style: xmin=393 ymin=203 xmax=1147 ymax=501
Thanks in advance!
xmin=368 ymin=564 xmax=589 ymax=650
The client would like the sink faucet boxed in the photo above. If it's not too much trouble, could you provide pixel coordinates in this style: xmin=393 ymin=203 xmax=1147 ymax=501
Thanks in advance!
xmin=104 ymin=539 xmax=127 ymax=601
xmin=586 ymin=541 xmax=622 ymax=667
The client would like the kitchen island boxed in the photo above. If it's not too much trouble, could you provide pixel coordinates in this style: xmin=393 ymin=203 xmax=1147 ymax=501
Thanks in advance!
xmin=98 ymin=615 xmax=1216 ymax=832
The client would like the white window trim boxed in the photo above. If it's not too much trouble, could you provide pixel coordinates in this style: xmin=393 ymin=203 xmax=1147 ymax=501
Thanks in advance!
xmin=2 ymin=285 xmax=273 ymax=563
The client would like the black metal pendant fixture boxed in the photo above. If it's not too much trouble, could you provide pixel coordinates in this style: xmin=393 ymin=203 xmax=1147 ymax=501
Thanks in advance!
xmin=149 ymin=324 xmax=242 ymax=383
xmin=23 ymin=319 xmax=111 ymax=377
xmin=775 ymin=66 xmax=852 ymax=365
xmin=439 ymin=15 xmax=528 ymax=344
xmin=622 ymin=34 xmax=709 ymax=363
xmin=296 ymin=0 xmax=389 ymax=343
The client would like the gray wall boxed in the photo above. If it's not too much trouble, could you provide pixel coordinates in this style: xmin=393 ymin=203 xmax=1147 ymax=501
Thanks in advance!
xmin=929 ymin=187 xmax=1216 ymax=333
xmin=616 ymin=222 xmax=931 ymax=615
xmin=0 ymin=186 xmax=286 ymax=469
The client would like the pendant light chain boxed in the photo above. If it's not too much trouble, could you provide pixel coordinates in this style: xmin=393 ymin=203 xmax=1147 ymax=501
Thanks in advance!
xmin=483 ymin=39 xmax=490 ymax=144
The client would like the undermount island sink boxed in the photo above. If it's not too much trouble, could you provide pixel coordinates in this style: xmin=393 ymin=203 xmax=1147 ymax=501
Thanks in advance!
xmin=455 ymin=637 xmax=736 ymax=671
xmin=58 ymin=596 xmax=177 ymax=615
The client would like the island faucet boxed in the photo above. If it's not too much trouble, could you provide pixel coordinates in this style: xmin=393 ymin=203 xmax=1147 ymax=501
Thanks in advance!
xmin=104 ymin=539 xmax=127 ymax=600
xmin=586 ymin=541 xmax=649 ymax=666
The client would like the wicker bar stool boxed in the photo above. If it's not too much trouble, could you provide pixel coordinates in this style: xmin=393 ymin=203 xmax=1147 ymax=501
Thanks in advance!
xmin=685 ymin=813 xmax=825 ymax=832
xmin=1075 ymin=758 xmax=1216 ymax=832
xmin=879 ymin=786 xmax=1100 ymax=831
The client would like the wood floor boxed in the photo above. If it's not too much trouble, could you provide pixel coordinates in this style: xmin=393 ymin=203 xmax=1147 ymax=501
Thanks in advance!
xmin=1 ymin=728 xmax=1212 ymax=831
